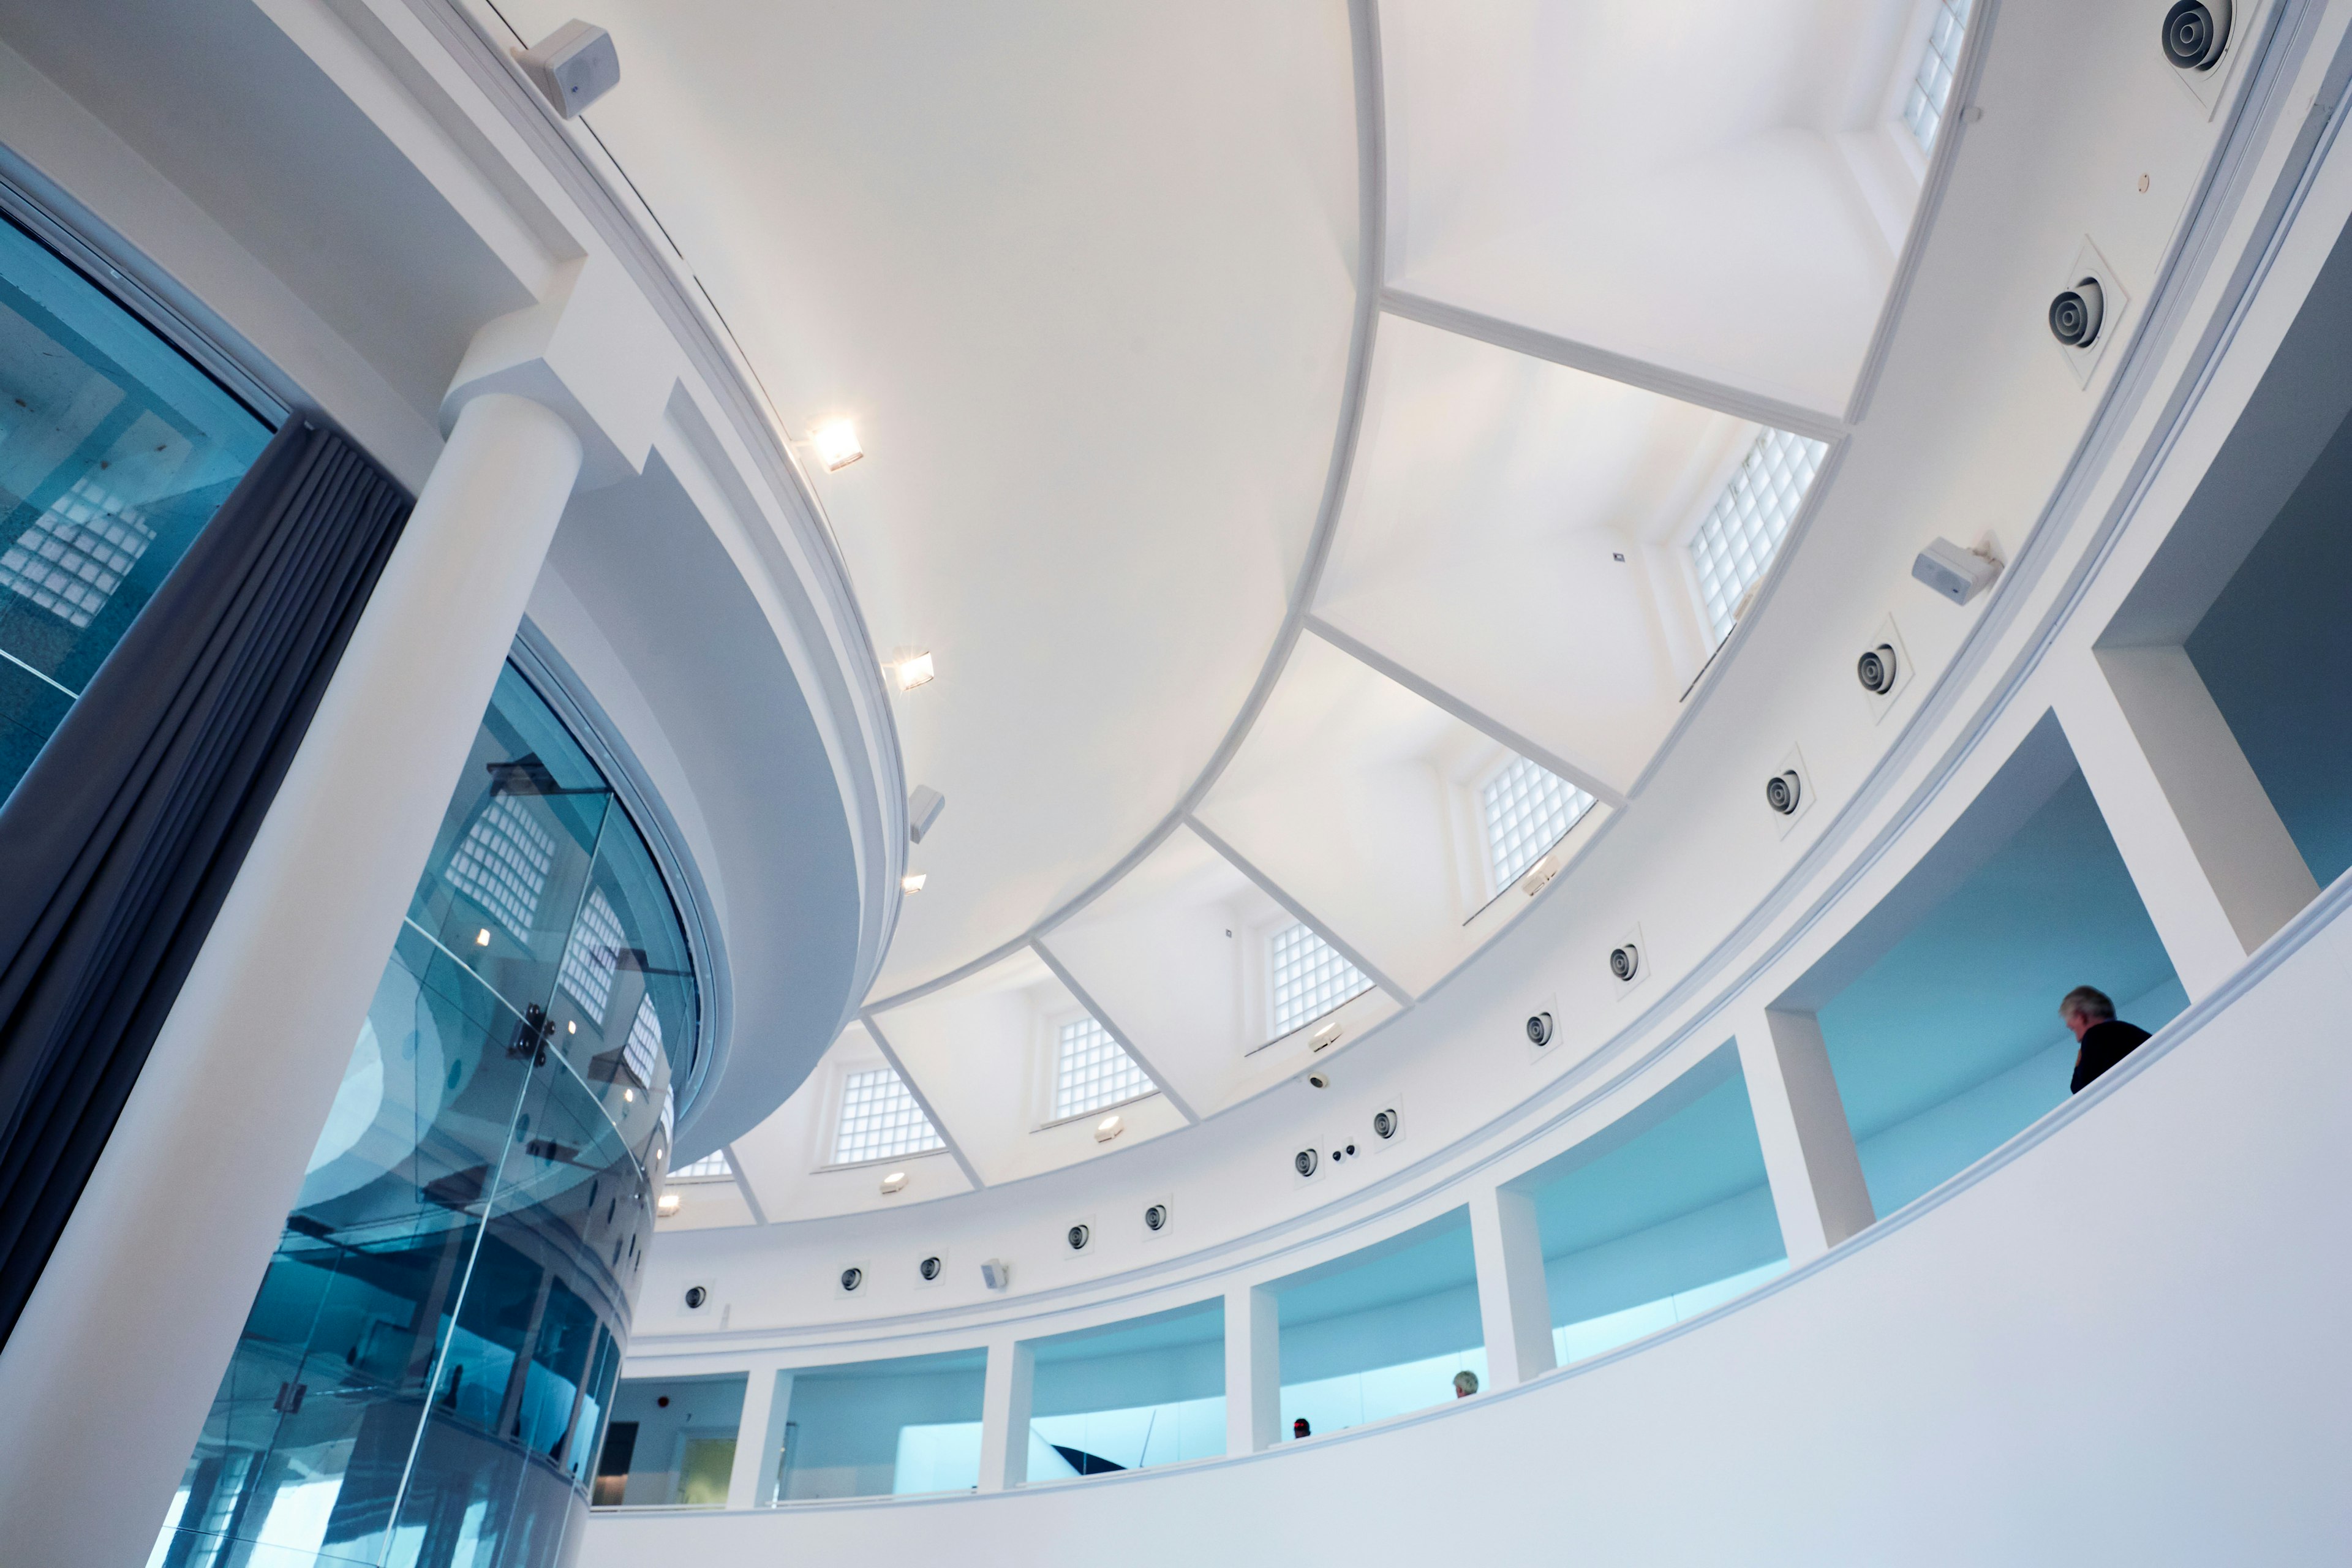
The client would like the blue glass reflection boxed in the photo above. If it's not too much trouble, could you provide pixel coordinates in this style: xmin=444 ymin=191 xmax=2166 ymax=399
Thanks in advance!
xmin=0 ymin=212 xmax=271 ymax=802
xmin=152 ymin=660 xmax=696 ymax=1568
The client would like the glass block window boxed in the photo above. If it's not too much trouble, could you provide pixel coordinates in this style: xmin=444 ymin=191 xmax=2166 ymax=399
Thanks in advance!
xmin=0 ymin=477 xmax=158 ymax=631
xmin=1054 ymin=1016 xmax=1155 ymax=1120
xmin=444 ymin=793 xmax=557 ymax=940
xmin=1689 ymin=427 xmax=1828 ymax=645
xmin=670 ymin=1151 xmax=732 ymax=1183
xmin=1268 ymin=922 xmax=1373 ymax=1038
xmin=833 ymin=1066 xmax=944 ymax=1165
xmin=1482 ymin=755 xmax=1597 ymax=891
xmin=1903 ymin=0 xmax=1973 ymax=154
xmin=624 ymin=992 xmax=662 ymax=1087
xmin=559 ymin=886 xmax=625 ymax=1019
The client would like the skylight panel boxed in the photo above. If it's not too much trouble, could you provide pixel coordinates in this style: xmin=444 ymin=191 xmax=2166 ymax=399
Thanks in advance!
xmin=623 ymin=992 xmax=662 ymax=1087
xmin=1688 ymin=427 xmax=1828 ymax=646
xmin=1268 ymin=922 xmax=1373 ymax=1039
xmin=0 ymin=477 xmax=157 ymax=630
xmin=1054 ymin=1016 xmax=1155 ymax=1120
xmin=833 ymin=1066 xmax=944 ymax=1165
xmin=669 ymin=1150 xmax=732 ymax=1182
xmin=558 ymin=886 xmax=625 ymax=1020
xmin=1902 ymin=0 xmax=1973 ymax=154
xmin=444 ymin=793 xmax=557 ymax=940
xmin=1482 ymin=755 xmax=1596 ymax=891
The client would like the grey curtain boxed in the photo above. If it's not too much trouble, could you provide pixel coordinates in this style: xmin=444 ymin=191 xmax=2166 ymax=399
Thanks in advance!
xmin=0 ymin=418 xmax=411 ymax=1346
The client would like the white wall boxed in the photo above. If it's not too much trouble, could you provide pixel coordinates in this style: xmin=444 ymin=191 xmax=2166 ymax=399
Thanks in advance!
xmin=582 ymin=881 xmax=2352 ymax=1562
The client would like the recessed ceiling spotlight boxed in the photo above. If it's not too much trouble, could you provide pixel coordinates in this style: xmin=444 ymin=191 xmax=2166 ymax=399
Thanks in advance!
xmin=812 ymin=419 xmax=863 ymax=471
xmin=655 ymin=1192 xmax=682 ymax=1217
xmin=1094 ymin=1114 xmax=1125 ymax=1142
xmin=567 ymin=1019 xmax=578 ymax=1035
xmin=624 ymin=1088 xmax=635 ymax=1102
xmin=880 ymin=1170 xmax=910 ymax=1195
xmin=891 ymin=650 xmax=935 ymax=691
xmin=901 ymin=873 xmax=927 ymax=894
xmin=475 ymin=929 xmax=491 ymax=948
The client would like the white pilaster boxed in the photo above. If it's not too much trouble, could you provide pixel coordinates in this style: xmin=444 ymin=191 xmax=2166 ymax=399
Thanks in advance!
xmin=978 ymin=1337 xmax=1035 ymax=1491
xmin=1224 ymin=1283 xmax=1281 ymax=1455
xmin=1469 ymin=1184 xmax=1555 ymax=1389
xmin=2062 ymin=647 xmax=2318 ymax=993
xmin=726 ymin=1363 xmax=792 ymax=1509
xmin=1739 ymin=1011 xmax=1875 ymax=1265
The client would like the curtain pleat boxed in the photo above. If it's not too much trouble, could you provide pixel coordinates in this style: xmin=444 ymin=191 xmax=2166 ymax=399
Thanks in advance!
xmin=0 ymin=418 xmax=412 ymax=1347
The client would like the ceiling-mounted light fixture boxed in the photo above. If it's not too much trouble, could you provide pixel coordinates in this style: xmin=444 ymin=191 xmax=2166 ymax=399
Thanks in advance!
xmin=1094 ymin=1114 xmax=1125 ymax=1143
xmin=880 ymin=1170 xmax=910 ymax=1195
xmin=655 ymin=1192 xmax=682 ymax=1217
xmin=812 ymin=419 xmax=864 ymax=471
xmin=891 ymin=650 xmax=935 ymax=691
xmin=901 ymin=873 xmax=927 ymax=894
xmin=475 ymin=929 xmax=492 ymax=948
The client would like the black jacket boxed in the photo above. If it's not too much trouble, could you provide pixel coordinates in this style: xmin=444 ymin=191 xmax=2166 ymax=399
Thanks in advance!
xmin=2070 ymin=1019 xmax=2151 ymax=1094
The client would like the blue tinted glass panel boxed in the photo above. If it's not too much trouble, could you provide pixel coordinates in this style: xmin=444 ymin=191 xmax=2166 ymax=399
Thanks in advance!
xmin=0 ymin=214 xmax=271 ymax=801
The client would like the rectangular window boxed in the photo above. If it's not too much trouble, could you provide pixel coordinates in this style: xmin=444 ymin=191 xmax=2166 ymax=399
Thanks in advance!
xmin=669 ymin=1151 xmax=732 ymax=1183
xmin=833 ymin=1067 xmax=944 ymax=1166
xmin=1482 ymin=755 xmax=1596 ymax=891
xmin=1268 ymin=922 xmax=1373 ymax=1039
xmin=1903 ymin=0 xmax=1973 ymax=154
xmin=1054 ymin=1016 xmax=1155 ymax=1120
xmin=1688 ymin=427 xmax=1828 ymax=645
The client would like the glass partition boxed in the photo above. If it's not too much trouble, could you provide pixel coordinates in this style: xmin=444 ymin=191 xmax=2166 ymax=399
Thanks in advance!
xmin=149 ymin=658 xmax=698 ymax=1568
xmin=0 ymin=210 xmax=272 ymax=801
xmin=1275 ymin=1208 xmax=1485 ymax=1439
xmin=1525 ymin=1056 xmax=1787 ymax=1365
xmin=771 ymin=1351 xmax=989 ymax=1502
xmin=595 ymin=1374 xmax=747 ymax=1507
xmin=1027 ymin=1299 xmax=1224 ymax=1479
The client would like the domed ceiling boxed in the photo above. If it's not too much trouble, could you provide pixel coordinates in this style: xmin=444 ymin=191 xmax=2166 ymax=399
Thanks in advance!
xmin=481 ymin=0 xmax=1944 ymax=1212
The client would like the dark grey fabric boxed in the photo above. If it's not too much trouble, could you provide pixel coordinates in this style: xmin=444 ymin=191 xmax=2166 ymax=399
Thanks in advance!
xmin=0 ymin=418 xmax=410 ymax=1347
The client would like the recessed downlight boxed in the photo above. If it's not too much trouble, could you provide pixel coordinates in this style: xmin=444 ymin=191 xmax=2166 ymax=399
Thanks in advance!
xmin=813 ymin=419 xmax=864 ymax=471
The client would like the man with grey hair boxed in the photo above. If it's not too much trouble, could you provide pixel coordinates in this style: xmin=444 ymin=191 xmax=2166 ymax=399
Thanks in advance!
xmin=2062 ymin=986 xmax=2150 ymax=1094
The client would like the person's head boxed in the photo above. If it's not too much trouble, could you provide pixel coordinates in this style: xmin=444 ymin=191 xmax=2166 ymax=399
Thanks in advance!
xmin=1453 ymin=1370 xmax=1479 ymax=1398
xmin=2060 ymin=985 xmax=2116 ymax=1042
xmin=1292 ymin=1417 xmax=1311 ymax=1439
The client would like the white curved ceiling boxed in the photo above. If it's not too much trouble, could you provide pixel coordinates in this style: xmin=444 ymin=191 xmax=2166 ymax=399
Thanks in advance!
xmin=485 ymin=0 xmax=1947 ymax=1218
xmin=489 ymin=0 xmax=1364 ymax=999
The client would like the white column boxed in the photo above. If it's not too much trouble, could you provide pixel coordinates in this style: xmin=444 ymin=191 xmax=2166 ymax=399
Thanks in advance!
xmin=1469 ymin=1184 xmax=1556 ymax=1389
xmin=727 ymin=1363 xmax=793 ymax=1509
xmin=978 ymin=1336 xmax=1035 ymax=1491
xmin=1740 ymin=1011 xmax=1875 ymax=1265
xmin=0 ymin=391 xmax=584 ymax=1568
xmin=1224 ymin=1283 xmax=1280 ymax=1455
xmin=2060 ymin=647 xmax=2316 ymax=997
